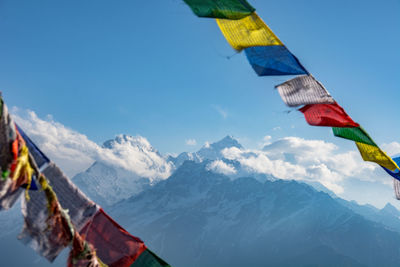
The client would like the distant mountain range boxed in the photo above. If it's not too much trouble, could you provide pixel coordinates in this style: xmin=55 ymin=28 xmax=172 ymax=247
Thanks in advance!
xmin=2 ymin=135 xmax=400 ymax=266
xmin=72 ymin=135 xmax=272 ymax=206
xmin=109 ymin=160 xmax=400 ymax=267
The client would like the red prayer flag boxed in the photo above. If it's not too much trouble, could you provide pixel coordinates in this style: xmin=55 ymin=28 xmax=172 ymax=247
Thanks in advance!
xmin=299 ymin=103 xmax=359 ymax=127
xmin=80 ymin=208 xmax=147 ymax=267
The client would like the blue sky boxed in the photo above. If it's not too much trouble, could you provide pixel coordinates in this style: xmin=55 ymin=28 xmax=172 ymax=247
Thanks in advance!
xmin=1 ymin=0 xmax=399 ymax=154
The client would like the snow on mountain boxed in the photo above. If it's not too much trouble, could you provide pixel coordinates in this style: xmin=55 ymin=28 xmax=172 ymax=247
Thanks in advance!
xmin=100 ymin=134 xmax=173 ymax=180
xmin=168 ymin=135 xmax=276 ymax=182
xmin=110 ymin=161 xmax=400 ymax=267
xmin=73 ymin=134 xmax=245 ymax=206
xmin=69 ymin=133 xmax=395 ymax=208
xmin=168 ymin=135 xmax=241 ymax=168
xmin=13 ymin=110 xmax=174 ymax=178
xmin=72 ymin=134 xmax=173 ymax=206
xmin=167 ymin=152 xmax=201 ymax=168
xmin=197 ymin=135 xmax=243 ymax=160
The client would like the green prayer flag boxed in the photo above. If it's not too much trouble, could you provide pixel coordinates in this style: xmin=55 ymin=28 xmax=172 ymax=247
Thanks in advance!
xmin=131 ymin=249 xmax=171 ymax=267
xmin=332 ymin=127 xmax=377 ymax=146
xmin=183 ymin=0 xmax=255 ymax=19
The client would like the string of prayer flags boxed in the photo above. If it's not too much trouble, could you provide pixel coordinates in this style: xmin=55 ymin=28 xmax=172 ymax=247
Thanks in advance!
xmin=18 ymin=125 xmax=97 ymax=232
xmin=19 ymin=162 xmax=98 ymax=261
xmin=299 ymin=103 xmax=360 ymax=127
xmin=189 ymin=0 xmax=400 ymax=198
xmin=16 ymin=119 xmax=170 ymax=266
xmin=182 ymin=0 xmax=400 ymax=193
xmin=22 ymin=173 xmax=76 ymax=261
xmin=355 ymin=142 xmax=399 ymax=171
xmin=27 ymin=171 xmax=104 ymax=267
xmin=80 ymin=208 xmax=147 ymax=267
xmin=275 ymin=75 xmax=334 ymax=106
xmin=18 ymin=120 xmax=107 ymax=266
xmin=216 ymin=12 xmax=308 ymax=76
xmin=245 ymin=46 xmax=308 ymax=76
xmin=332 ymin=127 xmax=377 ymax=146
xmin=216 ymin=13 xmax=282 ymax=51
xmin=183 ymin=0 xmax=255 ymax=19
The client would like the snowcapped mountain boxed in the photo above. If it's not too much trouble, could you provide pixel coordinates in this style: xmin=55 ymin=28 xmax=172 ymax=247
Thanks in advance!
xmin=73 ymin=161 xmax=152 ymax=206
xmin=110 ymin=161 xmax=400 ymax=267
xmin=72 ymin=134 xmax=173 ymax=206
xmin=168 ymin=135 xmax=242 ymax=167
xmin=169 ymin=135 xmax=275 ymax=181
xmin=73 ymin=135 xmax=253 ymax=206
xmin=167 ymin=151 xmax=201 ymax=168
xmin=196 ymin=135 xmax=243 ymax=160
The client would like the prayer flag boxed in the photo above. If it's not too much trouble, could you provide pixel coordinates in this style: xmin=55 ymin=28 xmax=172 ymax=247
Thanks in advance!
xmin=80 ymin=209 xmax=147 ymax=267
xmin=183 ymin=0 xmax=255 ymax=19
xmin=275 ymin=75 xmax=334 ymax=106
xmin=17 ymin=124 xmax=50 ymax=170
xmin=355 ymin=142 xmax=399 ymax=171
xmin=216 ymin=13 xmax=282 ymax=50
xmin=245 ymin=46 xmax=308 ymax=76
xmin=333 ymin=127 xmax=377 ymax=146
xmin=19 ymin=162 xmax=98 ymax=261
xmin=299 ymin=103 xmax=359 ymax=127
xmin=130 ymin=249 xmax=171 ymax=267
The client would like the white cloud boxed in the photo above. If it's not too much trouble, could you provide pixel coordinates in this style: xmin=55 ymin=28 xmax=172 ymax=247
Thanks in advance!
xmin=222 ymin=136 xmax=384 ymax=194
xmin=273 ymin=126 xmax=281 ymax=131
xmin=11 ymin=108 xmax=173 ymax=179
xmin=207 ymin=160 xmax=236 ymax=175
xmin=185 ymin=138 xmax=197 ymax=146
xmin=382 ymin=142 xmax=400 ymax=157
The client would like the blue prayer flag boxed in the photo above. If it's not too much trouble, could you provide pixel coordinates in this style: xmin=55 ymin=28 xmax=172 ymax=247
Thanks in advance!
xmin=244 ymin=46 xmax=308 ymax=76
xmin=383 ymin=157 xmax=400 ymax=181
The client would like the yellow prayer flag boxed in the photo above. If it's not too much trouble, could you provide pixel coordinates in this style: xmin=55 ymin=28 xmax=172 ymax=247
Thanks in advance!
xmin=356 ymin=142 xmax=399 ymax=171
xmin=216 ymin=13 xmax=283 ymax=51
xmin=12 ymin=145 xmax=34 ymax=200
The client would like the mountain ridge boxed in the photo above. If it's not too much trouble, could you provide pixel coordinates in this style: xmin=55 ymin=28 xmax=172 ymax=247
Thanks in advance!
xmin=109 ymin=161 xmax=400 ymax=267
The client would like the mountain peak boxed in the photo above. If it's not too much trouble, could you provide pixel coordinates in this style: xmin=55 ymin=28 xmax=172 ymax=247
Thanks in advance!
xmin=208 ymin=135 xmax=242 ymax=150
xmin=196 ymin=135 xmax=242 ymax=161
xmin=102 ymin=134 xmax=153 ymax=151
